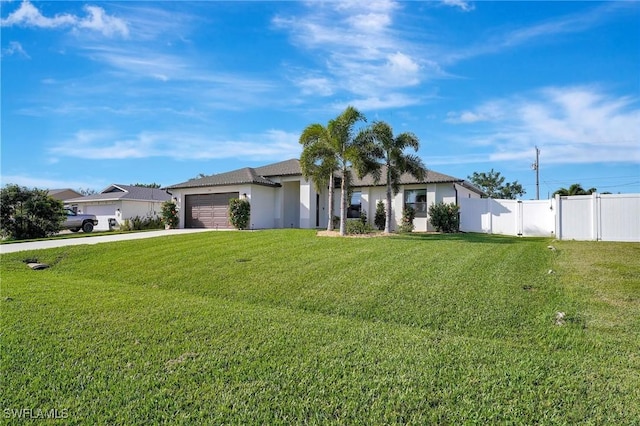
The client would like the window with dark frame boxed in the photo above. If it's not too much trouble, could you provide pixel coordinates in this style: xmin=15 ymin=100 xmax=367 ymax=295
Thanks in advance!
xmin=347 ymin=191 xmax=362 ymax=218
xmin=404 ymin=189 xmax=427 ymax=217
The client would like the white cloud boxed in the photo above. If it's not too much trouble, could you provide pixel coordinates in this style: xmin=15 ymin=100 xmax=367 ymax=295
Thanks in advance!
xmin=76 ymin=5 xmax=129 ymax=38
xmin=1 ymin=41 xmax=30 ymax=58
xmin=446 ymin=2 xmax=630 ymax=64
xmin=48 ymin=129 xmax=302 ymax=162
xmin=447 ymin=86 xmax=640 ymax=165
xmin=1 ymin=1 xmax=129 ymax=37
xmin=442 ymin=0 xmax=475 ymax=12
xmin=1 ymin=1 xmax=76 ymax=28
xmin=273 ymin=1 xmax=425 ymax=107
xmin=446 ymin=101 xmax=505 ymax=123
xmin=332 ymin=93 xmax=423 ymax=111
xmin=296 ymin=76 xmax=334 ymax=97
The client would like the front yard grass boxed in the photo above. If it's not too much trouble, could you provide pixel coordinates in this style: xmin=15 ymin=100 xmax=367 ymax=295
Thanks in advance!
xmin=1 ymin=230 xmax=638 ymax=424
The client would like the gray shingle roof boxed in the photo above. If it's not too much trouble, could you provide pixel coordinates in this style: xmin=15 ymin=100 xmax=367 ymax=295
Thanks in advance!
xmin=351 ymin=167 xmax=463 ymax=187
xmin=66 ymin=184 xmax=171 ymax=203
xmin=351 ymin=167 xmax=484 ymax=195
xmin=166 ymin=167 xmax=285 ymax=190
xmin=164 ymin=158 xmax=483 ymax=195
xmin=253 ymin=159 xmax=302 ymax=177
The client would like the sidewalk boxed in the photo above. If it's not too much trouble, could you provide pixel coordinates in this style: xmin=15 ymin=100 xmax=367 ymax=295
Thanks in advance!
xmin=0 ymin=228 xmax=218 ymax=254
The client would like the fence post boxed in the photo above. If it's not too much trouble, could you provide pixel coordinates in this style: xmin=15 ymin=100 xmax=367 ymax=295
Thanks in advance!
xmin=555 ymin=194 xmax=562 ymax=240
xmin=594 ymin=192 xmax=601 ymax=241
xmin=517 ymin=200 xmax=523 ymax=236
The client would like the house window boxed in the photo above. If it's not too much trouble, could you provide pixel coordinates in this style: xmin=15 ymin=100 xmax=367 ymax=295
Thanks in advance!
xmin=405 ymin=189 xmax=427 ymax=217
xmin=347 ymin=191 xmax=362 ymax=218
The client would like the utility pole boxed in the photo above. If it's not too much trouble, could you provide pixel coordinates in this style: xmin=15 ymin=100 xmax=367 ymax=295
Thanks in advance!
xmin=531 ymin=146 xmax=540 ymax=200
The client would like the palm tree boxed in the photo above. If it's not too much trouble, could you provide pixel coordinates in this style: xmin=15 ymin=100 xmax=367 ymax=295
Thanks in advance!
xmin=331 ymin=106 xmax=371 ymax=236
xmin=299 ymin=123 xmax=338 ymax=231
xmin=554 ymin=183 xmax=596 ymax=196
xmin=299 ymin=106 xmax=372 ymax=236
xmin=358 ymin=121 xmax=426 ymax=233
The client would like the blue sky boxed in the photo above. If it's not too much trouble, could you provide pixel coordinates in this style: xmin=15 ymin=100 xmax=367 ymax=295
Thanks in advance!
xmin=1 ymin=0 xmax=639 ymax=197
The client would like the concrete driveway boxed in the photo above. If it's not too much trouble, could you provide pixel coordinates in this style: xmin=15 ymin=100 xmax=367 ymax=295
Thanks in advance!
xmin=0 ymin=228 xmax=218 ymax=254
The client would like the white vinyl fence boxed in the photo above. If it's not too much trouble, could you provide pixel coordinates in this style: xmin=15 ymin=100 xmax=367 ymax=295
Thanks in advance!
xmin=459 ymin=193 xmax=640 ymax=242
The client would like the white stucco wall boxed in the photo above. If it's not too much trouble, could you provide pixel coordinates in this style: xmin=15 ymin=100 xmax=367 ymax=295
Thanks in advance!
xmin=299 ymin=180 xmax=313 ymax=229
xmin=122 ymin=200 xmax=163 ymax=220
xmin=168 ymin=178 xmax=480 ymax=231
xmin=248 ymin=185 xmax=277 ymax=229
xmin=455 ymin=183 xmax=481 ymax=201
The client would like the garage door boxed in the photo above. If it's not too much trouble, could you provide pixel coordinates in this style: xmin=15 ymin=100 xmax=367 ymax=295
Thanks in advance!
xmin=185 ymin=193 xmax=238 ymax=229
xmin=83 ymin=204 xmax=118 ymax=231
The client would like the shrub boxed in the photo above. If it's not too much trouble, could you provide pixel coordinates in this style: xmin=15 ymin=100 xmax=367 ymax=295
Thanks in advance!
xmin=374 ymin=201 xmax=386 ymax=231
xmin=229 ymin=198 xmax=251 ymax=230
xmin=122 ymin=216 xmax=163 ymax=231
xmin=1 ymin=184 xmax=65 ymax=240
xmin=399 ymin=206 xmax=415 ymax=233
xmin=429 ymin=202 xmax=460 ymax=233
xmin=161 ymin=200 xmax=179 ymax=229
xmin=359 ymin=210 xmax=368 ymax=225
xmin=346 ymin=219 xmax=373 ymax=235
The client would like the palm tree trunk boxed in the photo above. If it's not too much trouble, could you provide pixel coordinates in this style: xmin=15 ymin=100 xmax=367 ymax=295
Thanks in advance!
xmin=339 ymin=168 xmax=347 ymax=236
xmin=327 ymin=173 xmax=335 ymax=231
xmin=385 ymin=164 xmax=393 ymax=233
xmin=385 ymin=185 xmax=393 ymax=233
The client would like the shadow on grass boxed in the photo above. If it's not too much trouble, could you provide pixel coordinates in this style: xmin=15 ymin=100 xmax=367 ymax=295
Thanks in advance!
xmin=390 ymin=232 xmax=534 ymax=244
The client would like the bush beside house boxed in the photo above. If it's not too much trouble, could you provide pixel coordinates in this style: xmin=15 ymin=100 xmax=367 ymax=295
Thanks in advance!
xmin=229 ymin=198 xmax=251 ymax=230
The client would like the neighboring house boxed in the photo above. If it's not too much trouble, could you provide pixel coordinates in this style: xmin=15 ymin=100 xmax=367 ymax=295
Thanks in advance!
xmin=166 ymin=159 xmax=483 ymax=231
xmin=65 ymin=184 xmax=171 ymax=231
xmin=48 ymin=188 xmax=83 ymax=202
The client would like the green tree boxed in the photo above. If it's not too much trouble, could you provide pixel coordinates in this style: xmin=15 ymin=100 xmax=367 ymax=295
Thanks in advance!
xmin=553 ymin=184 xmax=596 ymax=196
xmin=1 ymin=184 xmax=65 ymax=240
xmin=78 ymin=187 xmax=97 ymax=196
xmin=468 ymin=169 xmax=525 ymax=199
xmin=131 ymin=183 xmax=161 ymax=188
xmin=299 ymin=106 xmax=372 ymax=236
xmin=374 ymin=200 xmax=386 ymax=231
xmin=299 ymin=123 xmax=339 ymax=231
xmin=359 ymin=121 xmax=426 ymax=233
xmin=399 ymin=206 xmax=416 ymax=233
xmin=161 ymin=200 xmax=179 ymax=229
xmin=332 ymin=106 xmax=374 ymax=236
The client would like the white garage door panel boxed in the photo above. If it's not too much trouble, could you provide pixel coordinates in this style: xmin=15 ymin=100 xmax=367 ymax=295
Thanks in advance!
xmin=83 ymin=204 xmax=118 ymax=231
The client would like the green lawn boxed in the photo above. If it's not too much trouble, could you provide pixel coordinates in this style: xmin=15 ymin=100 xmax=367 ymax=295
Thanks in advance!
xmin=1 ymin=230 xmax=638 ymax=424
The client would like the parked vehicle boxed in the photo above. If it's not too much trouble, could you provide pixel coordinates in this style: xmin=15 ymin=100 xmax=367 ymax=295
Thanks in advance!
xmin=62 ymin=208 xmax=98 ymax=233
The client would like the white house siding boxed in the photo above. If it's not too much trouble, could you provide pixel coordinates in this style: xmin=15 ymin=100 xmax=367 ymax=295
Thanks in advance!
xmin=455 ymin=183 xmax=477 ymax=201
xmin=282 ymin=180 xmax=301 ymax=228
xmin=401 ymin=184 xmax=456 ymax=232
xmin=122 ymin=200 xmax=163 ymax=221
xmin=338 ymin=183 xmax=477 ymax=232
xmin=299 ymin=180 xmax=313 ymax=229
xmin=248 ymin=185 xmax=277 ymax=229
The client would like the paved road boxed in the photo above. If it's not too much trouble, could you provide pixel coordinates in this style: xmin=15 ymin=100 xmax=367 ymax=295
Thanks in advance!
xmin=0 ymin=229 xmax=218 ymax=254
